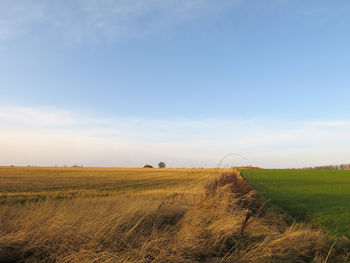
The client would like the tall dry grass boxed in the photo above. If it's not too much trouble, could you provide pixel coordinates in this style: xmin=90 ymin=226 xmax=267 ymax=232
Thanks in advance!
xmin=0 ymin=169 xmax=347 ymax=262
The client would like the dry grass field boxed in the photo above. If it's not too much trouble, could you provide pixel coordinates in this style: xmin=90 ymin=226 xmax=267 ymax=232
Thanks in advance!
xmin=0 ymin=167 xmax=210 ymax=205
xmin=0 ymin=167 xmax=348 ymax=262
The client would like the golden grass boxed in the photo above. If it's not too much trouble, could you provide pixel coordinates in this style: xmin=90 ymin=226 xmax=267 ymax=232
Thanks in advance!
xmin=0 ymin=167 xmax=347 ymax=262
xmin=0 ymin=167 xmax=211 ymax=204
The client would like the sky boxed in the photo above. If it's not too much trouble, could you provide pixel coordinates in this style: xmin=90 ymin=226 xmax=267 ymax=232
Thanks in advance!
xmin=1 ymin=0 xmax=350 ymax=168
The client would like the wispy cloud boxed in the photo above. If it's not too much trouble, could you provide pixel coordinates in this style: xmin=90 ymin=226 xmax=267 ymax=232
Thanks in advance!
xmin=0 ymin=106 xmax=102 ymax=127
xmin=0 ymin=1 xmax=45 ymax=40
xmin=0 ymin=0 xmax=236 ymax=42
xmin=309 ymin=121 xmax=350 ymax=128
xmin=1 ymin=106 xmax=350 ymax=168
xmin=302 ymin=7 xmax=327 ymax=16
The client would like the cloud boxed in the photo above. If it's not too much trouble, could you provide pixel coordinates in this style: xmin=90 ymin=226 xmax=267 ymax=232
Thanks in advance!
xmin=0 ymin=106 xmax=102 ymax=127
xmin=1 ymin=105 xmax=350 ymax=168
xmin=0 ymin=0 xmax=236 ymax=42
xmin=0 ymin=1 xmax=45 ymax=40
xmin=302 ymin=7 xmax=326 ymax=16
xmin=309 ymin=121 xmax=350 ymax=128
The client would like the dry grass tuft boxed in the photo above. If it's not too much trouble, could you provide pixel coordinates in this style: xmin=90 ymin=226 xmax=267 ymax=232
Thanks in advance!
xmin=0 ymin=168 xmax=345 ymax=262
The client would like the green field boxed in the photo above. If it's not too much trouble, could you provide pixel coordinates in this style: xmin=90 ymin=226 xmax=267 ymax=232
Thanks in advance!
xmin=243 ymin=169 xmax=350 ymax=237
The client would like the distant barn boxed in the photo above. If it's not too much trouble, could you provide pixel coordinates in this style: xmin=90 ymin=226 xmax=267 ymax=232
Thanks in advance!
xmin=143 ymin=165 xmax=153 ymax=168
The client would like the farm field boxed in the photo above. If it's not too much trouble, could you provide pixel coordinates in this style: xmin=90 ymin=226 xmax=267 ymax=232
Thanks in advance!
xmin=0 ymin=167 xmax=211 ymax=204
xmin=243 ymin=169 xmax=350 ymax=237
xmin=0 ymin=167 xmax=348 ymax=262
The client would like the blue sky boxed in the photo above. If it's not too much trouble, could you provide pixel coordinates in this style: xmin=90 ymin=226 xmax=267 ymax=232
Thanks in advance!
xmin=1 ymin=0 xmax=350 ymax=168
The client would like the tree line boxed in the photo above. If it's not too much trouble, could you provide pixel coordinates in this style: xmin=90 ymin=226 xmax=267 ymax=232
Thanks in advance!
xmin=303 ymin=164 xmax=350 ymax=170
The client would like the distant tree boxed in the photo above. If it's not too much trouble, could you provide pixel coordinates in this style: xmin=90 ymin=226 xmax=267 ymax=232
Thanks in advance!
xmin=158 ymin=162 xmax=166 ymax=168
xmin=303 ymin=163 xmax=350 ymax=170
xmin=143 ymin=164 xmax=153 ymax=168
